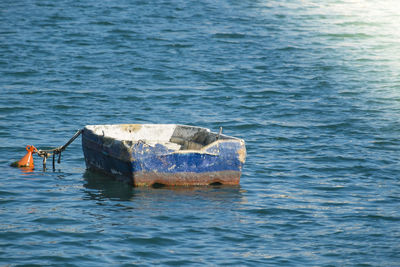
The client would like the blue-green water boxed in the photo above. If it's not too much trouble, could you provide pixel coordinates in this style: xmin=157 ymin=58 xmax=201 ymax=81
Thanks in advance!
xmin=1 ymin=0 xmax=400 ymax=266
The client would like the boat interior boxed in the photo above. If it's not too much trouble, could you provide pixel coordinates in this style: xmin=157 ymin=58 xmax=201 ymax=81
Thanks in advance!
xmin=85 ymin=124 xmax=232 ymax=151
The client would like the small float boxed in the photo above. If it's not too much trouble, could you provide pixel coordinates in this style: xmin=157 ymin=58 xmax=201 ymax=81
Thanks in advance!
xmin=82 ymin=124 xmax=246 ymax=186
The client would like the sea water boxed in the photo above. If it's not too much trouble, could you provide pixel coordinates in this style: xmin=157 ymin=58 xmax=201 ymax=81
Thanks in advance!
xmin=1 ymin=0 xmax=399 ymax=266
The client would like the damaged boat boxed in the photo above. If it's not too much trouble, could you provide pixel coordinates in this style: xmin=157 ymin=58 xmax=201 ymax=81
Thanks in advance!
xmin=82 ymin=124 xmax=246 ymax=186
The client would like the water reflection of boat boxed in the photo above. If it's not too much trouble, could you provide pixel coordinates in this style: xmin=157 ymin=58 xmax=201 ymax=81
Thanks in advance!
xmin=83 ymin=171 xmax=134 ymax=201
xmin=83 ymin=170 xmax=244 ymax=202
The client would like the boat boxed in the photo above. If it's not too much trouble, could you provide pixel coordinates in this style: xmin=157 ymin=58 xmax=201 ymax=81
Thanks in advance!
xmin=81 ymin=124 xmax=246 ymax=186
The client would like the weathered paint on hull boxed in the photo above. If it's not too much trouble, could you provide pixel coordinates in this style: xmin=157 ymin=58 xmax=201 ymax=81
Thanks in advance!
xmin=81 ymin=124 xmax=246 ymax=187
xmin=131 ymin=141 xmax=244 ymax=173
xmin=83 ymin=143 xmax=243 ymax=186
xmin=83 ymin=146 xmax=133 ymax=184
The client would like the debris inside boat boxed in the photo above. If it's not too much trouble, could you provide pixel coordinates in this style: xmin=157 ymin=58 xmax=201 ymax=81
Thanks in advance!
xmin=81 ymin=124 xmax=246 ymax=186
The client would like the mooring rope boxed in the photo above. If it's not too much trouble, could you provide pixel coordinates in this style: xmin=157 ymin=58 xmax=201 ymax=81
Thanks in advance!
xmin=37 ymin=129 xmax=83 ymax=170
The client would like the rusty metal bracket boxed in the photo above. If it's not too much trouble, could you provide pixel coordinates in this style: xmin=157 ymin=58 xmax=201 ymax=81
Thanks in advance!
xmin=36 ymin=129 xmax=83 ymax=171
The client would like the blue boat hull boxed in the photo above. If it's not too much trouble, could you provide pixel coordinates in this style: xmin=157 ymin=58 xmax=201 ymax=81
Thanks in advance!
xmin=82 ymin=124 xmax=246 ymax=186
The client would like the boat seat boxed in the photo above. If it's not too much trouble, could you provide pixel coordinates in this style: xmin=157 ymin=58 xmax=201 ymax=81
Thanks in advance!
xmin=141 ymin=140 xmax=182 ymax=151
xmin=163 ymin=142 xmax=182 ymax=151
xmin=169 ymin=137 xmax=203 ymax=150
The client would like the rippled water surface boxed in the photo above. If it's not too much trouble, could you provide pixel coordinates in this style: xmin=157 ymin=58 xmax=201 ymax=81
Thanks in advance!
xmin=1 ymin=0 xmax=400 ymax=266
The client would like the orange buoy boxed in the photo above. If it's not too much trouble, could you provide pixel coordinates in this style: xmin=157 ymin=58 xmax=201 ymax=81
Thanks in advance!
xmin=15 ymin=145 xmax=38 ymax=169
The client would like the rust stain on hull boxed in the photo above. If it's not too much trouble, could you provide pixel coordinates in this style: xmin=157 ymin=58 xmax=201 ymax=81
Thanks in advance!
xmin=134 ymin=171 xmax=241 ymax=187
xmin=120 ymin=124 xmax=142 ymax=133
